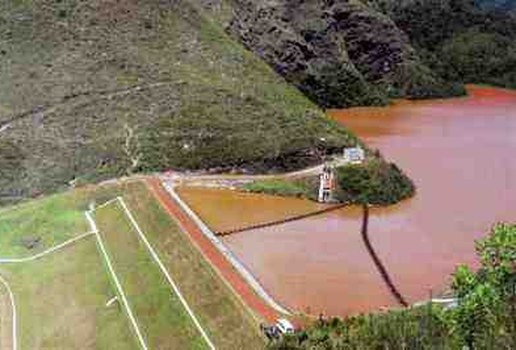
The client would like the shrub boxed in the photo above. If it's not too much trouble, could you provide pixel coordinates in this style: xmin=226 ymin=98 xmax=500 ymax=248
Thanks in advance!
xmin=451 ymin=223 xmax=516 ymax=349
xmin=334 ymin=158 xmax=415 ymax=205
xmin=375 ymin=0 xmax=516 ymax=90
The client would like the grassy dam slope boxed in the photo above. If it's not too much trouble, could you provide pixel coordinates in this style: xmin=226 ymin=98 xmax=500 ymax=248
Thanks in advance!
xmin=0 ymin=0 xmax=356 ymax=205
xmin=0 ymin=181 xmax=263 ymax=349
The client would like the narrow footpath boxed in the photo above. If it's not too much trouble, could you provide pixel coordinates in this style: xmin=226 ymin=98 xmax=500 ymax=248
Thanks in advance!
xmin=146 ymin=178 xmax=279 ymax=324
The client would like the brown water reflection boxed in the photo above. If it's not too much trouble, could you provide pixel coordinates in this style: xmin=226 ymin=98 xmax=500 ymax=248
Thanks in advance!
xmin=177 ymin=186 xmax=330 ymax=233
xmin=188 ymin=86 xmax=516 ymax=316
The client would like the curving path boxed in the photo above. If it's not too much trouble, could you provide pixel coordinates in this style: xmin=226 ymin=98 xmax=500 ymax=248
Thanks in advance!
xmin=0 ymin=232 xmax=94 ymax=264
xmin=167 ymin=155 xmax=349 ymax=187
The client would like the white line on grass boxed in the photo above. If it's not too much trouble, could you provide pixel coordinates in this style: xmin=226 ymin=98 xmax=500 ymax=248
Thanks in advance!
xmin=106 ymin=296 xmax=118 ymax=307
xmin=85 ymin=211 xmax=149 ymax=350
xmin=0 ymin=232 xmax=95 ymax=264
xmin=117 ymin=197 xmax=216 ymax=350
xmin=94 ymin=197 xmax=120 ymax=210
xmin=0 ymin=230 xmax=96 ymax=350
xmin=0 ymin=274 xmax=17 ymax=350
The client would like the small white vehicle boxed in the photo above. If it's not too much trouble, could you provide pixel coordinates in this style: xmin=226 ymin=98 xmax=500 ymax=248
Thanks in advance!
xmin=275 ymin=318 xmax=295 ymax=335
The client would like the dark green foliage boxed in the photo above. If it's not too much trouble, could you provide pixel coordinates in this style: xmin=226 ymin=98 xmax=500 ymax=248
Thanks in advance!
xmin=0 ymin=139 xmax=26 ymax=204
xmin=226 ymin=0 xmax=453 ymax=108
xmin=439 ymin=30 xmax=516 ymax=87
xmin=382 ymin=61 xmax=466 ymax=99
xmin=139 ymin=98 xmax=352 ymax=173
xmin=476 ymin=0 xmax=516 ymax=11
xmin=451 ymin=223 xmax=516 ymax=349
xmin=269 ymin=223 xmax=516 ymax=350
xmin=299 ymin=64 xmax=389 ymax=108
xmin=335 ymin=158 xmax=416 ymax=205
xmin=370 ymin=0 xmax=516 ymax=89
xmin=0 ymin=139 xmax=23 ymax=181
xmin=269 ymin=307 xmax=454 ymax=350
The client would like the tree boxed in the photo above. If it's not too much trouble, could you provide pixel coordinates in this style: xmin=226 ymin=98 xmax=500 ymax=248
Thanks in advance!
xmin=334 ymin=158 xmax=415 ymax=205
xmin=451 ymin=223 xmax=516 ymax=349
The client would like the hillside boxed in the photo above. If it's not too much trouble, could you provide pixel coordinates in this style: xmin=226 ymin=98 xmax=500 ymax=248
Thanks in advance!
xmin=3 ymin=0 xmax=514 ymax=205
xmin=367 ymin=0 xmax=516 ymax=89
xmin=200 ymin=0 xmax=516 ymax=107
xmin=0 ymin=0 xmax=355 ymax=205
xmin=213 ymin=0 xmax=462 ymax=108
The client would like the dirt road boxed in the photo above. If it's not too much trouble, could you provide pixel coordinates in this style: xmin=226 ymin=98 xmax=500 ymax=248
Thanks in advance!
xmin=167 ymin=156 xmax=348 ymax=188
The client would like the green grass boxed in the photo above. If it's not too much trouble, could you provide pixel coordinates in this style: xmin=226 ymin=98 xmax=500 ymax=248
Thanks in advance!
xmin=0 ymin=190 xmax=90 ymax=258
xmin=120 ymin=182 xmax=264 ymax=350
xmin=243 ymin=180 xmax=311 ymax=198
xmin=0 ymin=194 xmax=89 ymax=257
xmin=0 ymin=238 xmax=136 ymax=349
xmin=0 ymin=181 xmax=263 ymax=349
xmin=94 ymin=201 xmax=208 ymax=350
xmin=0 ymin=184 xmax=126 ymax=257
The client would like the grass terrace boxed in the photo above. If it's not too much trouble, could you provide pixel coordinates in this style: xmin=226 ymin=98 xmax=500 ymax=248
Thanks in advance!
xmin=0 ymin=181 xmax=263 ymax=349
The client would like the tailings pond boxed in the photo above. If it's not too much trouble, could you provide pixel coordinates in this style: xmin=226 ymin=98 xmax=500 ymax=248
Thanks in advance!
xmin=181 ymin=86 xmax=516 ymax=316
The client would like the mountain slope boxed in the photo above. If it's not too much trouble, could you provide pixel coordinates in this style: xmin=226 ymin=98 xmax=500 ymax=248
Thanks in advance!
xmin=201 ymin=0 xmax=463 ymax=108
xmin=476 ymin=0 xmax=516 ymax=11
xmin=202 ymin=0 xmax=516 ymax=108
xmin=367 ymin=0 xmax=516 ymax=88
xmin=0 ymin=0 xmax=355 ymax=204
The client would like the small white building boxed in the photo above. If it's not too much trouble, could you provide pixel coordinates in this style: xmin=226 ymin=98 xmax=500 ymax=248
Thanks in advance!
xmin=343 ymin=146 xmax=365 ymax=164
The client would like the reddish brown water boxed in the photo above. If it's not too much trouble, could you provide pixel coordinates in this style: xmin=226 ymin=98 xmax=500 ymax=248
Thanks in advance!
xmin=186 ymin=86 xmax=516 ymax=316
xmin=176 ymin=186 xmax=330 ymax=233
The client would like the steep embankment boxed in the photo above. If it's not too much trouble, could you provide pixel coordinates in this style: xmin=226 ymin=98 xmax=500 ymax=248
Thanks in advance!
xmin=367 ymin=0 xmax=516 ymax=89
xmin=0 ymin=0 xmax=356 ymax=205
xmin=201 ymin=0 xmax=461 ymax=108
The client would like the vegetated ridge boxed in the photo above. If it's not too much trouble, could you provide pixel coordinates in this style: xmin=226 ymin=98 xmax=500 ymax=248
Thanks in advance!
xmin=366 ymin=0 xmax=516 ymax=89
xmin=201 ymin=0 xmax=515 ymax=107
xmin=212 ymin=0 xmax=463 ymax=108
xmin=0 ymin=0 xmax=356 ymax=205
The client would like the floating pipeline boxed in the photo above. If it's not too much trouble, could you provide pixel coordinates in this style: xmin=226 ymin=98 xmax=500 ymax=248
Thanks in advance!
xmin=216 ymin=201 xmax=409 ymax=308
xmin=215 ymin=203 xmax=349 ymax=237
xmin=360 ymin=204 xmax=408 ymax=307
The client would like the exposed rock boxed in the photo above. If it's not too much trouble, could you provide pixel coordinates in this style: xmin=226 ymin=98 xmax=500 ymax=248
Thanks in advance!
xmin=226 ymin=0 xmax=441 ymax=107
